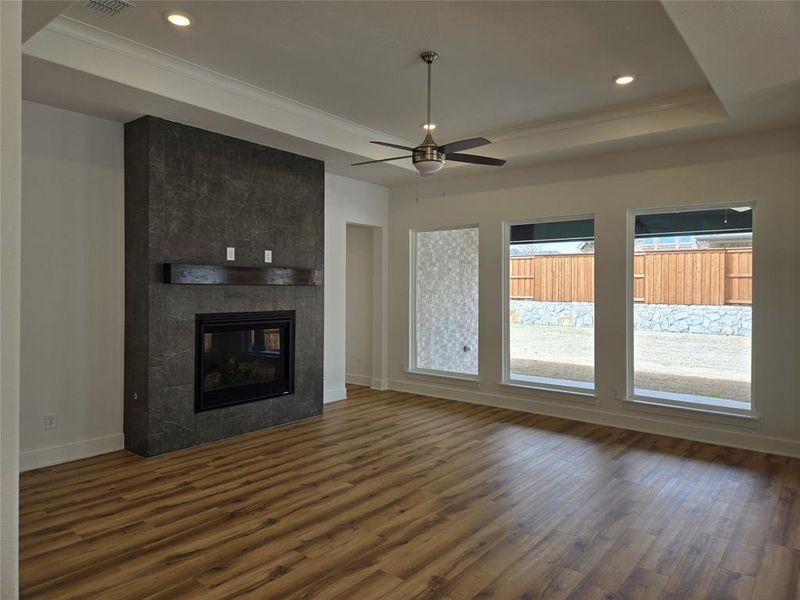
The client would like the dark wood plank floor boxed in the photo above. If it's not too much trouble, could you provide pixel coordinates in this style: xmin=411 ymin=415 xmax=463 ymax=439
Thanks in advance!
xmin=20 ymin=386 xmax=800 ymax=599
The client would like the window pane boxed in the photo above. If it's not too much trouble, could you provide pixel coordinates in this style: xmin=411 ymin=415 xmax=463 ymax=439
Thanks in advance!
xmin=414 ymin=227 xmax=479 ymax=375
xmin=508 ymin=220 xmax=595 ymax=390
xmin=632 ymin=208 xmax=752 ymax=410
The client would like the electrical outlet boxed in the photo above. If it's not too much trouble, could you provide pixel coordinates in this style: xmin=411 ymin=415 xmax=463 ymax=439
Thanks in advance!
xmin=264 ymin=250 xmax=272 ymax=263
xmin=610 ymin=386 xmax=621 ymax=400
xmin=45 ymin=413 xmax=57 ymax=430
xmin=226 ymin=247 xmax=235 ymax=261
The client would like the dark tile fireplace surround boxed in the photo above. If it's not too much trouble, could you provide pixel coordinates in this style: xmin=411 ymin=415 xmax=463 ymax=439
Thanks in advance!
xmin=124 ymin=116 xmax=324 ymax=457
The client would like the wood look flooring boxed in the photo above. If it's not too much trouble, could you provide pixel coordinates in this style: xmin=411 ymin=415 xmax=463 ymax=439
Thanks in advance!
xmin=20 ymin=386 xmax=800 ymax=599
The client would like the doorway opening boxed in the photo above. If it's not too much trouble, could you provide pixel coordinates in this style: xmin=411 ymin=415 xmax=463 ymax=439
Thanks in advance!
xmin=345 ymin=224 xmax=380 ymax=392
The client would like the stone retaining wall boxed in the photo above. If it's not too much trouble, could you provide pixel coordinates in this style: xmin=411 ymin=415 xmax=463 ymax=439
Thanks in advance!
xmin=510 ymin=300 xmax=751 ymax=337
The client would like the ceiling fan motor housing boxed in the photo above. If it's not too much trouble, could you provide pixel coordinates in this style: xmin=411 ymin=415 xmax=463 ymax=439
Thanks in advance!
xmin=413 ymin=132 xmax=445 ymax=174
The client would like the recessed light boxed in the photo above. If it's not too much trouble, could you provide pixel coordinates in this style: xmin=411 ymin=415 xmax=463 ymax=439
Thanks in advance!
xmin=165 ymin=12 xmax=192 ymax=27
xmin=421 ymin=122 xmax=437 ymax=131
xmin=615 ymin=74 xmax=635 ymax=86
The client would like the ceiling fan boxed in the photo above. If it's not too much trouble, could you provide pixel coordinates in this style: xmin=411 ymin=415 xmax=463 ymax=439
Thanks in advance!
xmin=352 ymin=51 xmax=506 ymax=175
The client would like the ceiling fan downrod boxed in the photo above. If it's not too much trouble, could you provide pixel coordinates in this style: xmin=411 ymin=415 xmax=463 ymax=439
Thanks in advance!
xmin=421 ymin=51 xmax=438 ymax=129
xmin=415 ymin=51 xmax=444 ymax=174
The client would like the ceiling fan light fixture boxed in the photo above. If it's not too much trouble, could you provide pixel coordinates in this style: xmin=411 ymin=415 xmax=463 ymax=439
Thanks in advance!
xmin=414 ymin=160 xmax=445 ymax=175
xmin=421 ymin=122 xmax=437 ymax=131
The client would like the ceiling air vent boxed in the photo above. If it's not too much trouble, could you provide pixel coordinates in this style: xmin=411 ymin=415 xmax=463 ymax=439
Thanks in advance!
xmin=82 ymin=0 xmax=135 ymax=18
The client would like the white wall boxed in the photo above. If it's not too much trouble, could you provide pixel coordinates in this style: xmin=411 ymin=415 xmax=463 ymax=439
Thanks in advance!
xmin=387 ymin=128 xmax=800 ymax=457
xmin=1 ymin=1 xmax=22 ymax=594
xmin=20 ymin=101 xmax=124 ymax=470
xmin=324 ymin=173 xmax=388 ymax=402
xmin=345 ymin=224 xmax=374 ymax=385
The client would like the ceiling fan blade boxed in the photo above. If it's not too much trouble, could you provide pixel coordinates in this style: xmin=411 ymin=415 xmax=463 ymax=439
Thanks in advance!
xmin=438 ymin=137 xmax=491 ymax=154
xmin=351 ymin=155 xmax=412 ymax=166
xmin=370 ymin=141 xmax=415 ymax=152
xmin=446 ymin=153 xmax=506 ymax=166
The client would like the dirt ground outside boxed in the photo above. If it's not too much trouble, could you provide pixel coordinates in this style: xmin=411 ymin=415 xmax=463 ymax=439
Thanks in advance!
xmin=510 ymin=323 xmax=751 ymax=403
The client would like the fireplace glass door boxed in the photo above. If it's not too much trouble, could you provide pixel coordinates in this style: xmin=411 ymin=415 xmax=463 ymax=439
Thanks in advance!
xmin=195 ymin=311 xmax=294 ymax=411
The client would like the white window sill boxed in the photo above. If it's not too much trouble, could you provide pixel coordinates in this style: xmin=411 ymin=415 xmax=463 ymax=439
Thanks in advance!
xmin=624 ymin=394 xmax=759 ymax=427
xmin=500 ymin=380 xmax=597 ymax=404
xmin=405 ymin=369 xmax=480 ymax=387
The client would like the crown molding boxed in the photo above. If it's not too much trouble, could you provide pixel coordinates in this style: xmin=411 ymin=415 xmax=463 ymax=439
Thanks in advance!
xmin=22 ymin=15 xmax=732 ymax=181
xmin=24 ymin=16 xmax=418 ymax=170
xmin=487 ymin=88 xmax=725 ymax=143
xmin=434 ymin=89 xmax=727 ymax=173
xmin=487 ymin=94 xmax=727 ymax=163
xmin=47 ymin=17 xmax=412 ymax=143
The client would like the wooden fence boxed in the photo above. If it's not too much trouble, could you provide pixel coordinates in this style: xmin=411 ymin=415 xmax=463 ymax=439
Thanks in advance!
xmin=510 ymin=248 xmax=752 ymax=305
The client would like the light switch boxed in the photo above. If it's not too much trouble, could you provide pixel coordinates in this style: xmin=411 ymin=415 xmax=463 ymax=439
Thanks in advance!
xmin=264 ymin=250 xmax=272 ymax=263
xmin=226 ymin=247 xmax=235 ymax=261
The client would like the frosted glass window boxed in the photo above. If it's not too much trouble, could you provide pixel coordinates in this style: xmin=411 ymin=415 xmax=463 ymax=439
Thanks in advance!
xmin=413 ymin=227 xmax=479 ymax=376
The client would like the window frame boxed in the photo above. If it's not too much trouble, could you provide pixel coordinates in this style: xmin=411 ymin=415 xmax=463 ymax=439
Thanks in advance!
xmin=625 ymin=202 xmax=757 ymax=418
xmin=408 ymin=224 xmax=481 ymax=381
xmin=501 ymin=214 xmax=597 ymax=396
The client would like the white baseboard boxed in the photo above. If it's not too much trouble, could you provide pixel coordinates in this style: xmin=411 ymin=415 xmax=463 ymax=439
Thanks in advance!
xmin=21 ymin=433 xmax=125 ymax=472
xmin=386 ymin=379 xmax=800 ymax=458
xmin=324 ymin=387 xmax=347 ymax=404
xmin=345 ymin=373 xmax=372 ymax=386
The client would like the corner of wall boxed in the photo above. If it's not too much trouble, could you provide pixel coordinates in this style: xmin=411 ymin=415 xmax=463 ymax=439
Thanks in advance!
xmin=324 ymin=387 xmax=348 ymax=404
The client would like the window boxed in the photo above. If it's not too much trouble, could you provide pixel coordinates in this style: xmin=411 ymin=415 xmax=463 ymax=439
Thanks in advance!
xmin=412 ymin=226 xmax=479 ymax=377
xmin=629 ymin=206 xmax=753 ymax=414
xmin=505 ymin=217 xmax=595 ymax=393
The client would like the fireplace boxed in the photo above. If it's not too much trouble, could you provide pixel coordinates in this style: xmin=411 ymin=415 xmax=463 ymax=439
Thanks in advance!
xmin=195 ymin=311 xmax=295 ymax=412
xmin=124 ymin=117 xmax=323 ymax=456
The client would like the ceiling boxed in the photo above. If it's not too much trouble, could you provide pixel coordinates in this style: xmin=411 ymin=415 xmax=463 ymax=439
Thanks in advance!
xmin=20 ymin=1 xmax=800 ymax=187
xmin=61 ymin=0 xmax=709 ymax=143
xmin=21 ymin=0 xmax=72 ymax=42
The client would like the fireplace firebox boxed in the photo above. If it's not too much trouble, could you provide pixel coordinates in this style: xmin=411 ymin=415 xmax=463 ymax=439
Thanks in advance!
xmin=195 ymin=311 xmax=295 ymax=412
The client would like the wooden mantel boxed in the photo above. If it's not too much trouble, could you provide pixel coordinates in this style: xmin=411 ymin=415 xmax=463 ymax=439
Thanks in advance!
xmin=163 ymin=263 xmax=322 ymax=286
